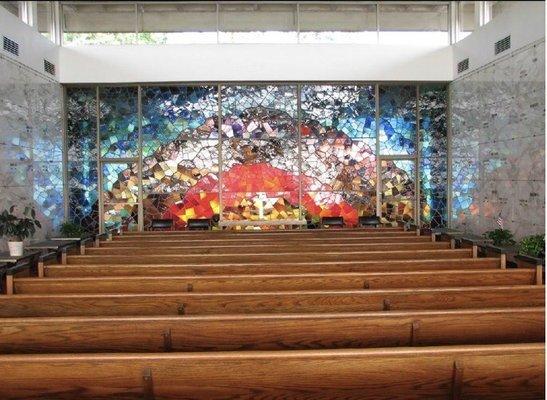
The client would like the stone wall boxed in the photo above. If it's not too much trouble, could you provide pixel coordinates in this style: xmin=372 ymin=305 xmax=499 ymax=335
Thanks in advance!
xmin=450 ymin=41 xmax=545 ymax=239
xmin=0 ymin=54 xmax=64 ymax=247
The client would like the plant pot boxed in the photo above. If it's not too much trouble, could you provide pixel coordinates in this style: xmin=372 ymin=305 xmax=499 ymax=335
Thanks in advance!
xmin=8 ymin=241 xmax=23 ymax=257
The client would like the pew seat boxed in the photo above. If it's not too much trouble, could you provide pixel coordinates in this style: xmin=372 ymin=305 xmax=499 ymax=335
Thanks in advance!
xmin=85 ymin=241 xmax=450 ymax=256
xmin=66 ymin=248 xmax=474 ymax=265
xmin=12 ymin=269 xmax=538 ymax=294
xmin=0 ymin=286 xmax=543 ymax=317
xmin=0 ymin=308 xmax=543 ymax=354
xmin=44 ymin=258 xmax=503 ymax=277
xmin=0 ymin=343 xmax=543 ymax=400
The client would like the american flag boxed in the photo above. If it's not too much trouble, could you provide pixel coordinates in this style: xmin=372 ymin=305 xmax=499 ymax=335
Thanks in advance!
xmin=496 ymin=213 xmax=504 ymax=229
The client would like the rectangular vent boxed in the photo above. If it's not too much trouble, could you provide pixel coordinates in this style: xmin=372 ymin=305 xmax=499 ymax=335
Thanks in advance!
xmin=495 ymin=35 xmax=511 ymax=55
xmin=457 ymin=58 xmax=469 ymax=74
xmin=44 ymin=59 xmax=55 ymax=75
xmin=3 ymin=36 xmax=19 ymax=56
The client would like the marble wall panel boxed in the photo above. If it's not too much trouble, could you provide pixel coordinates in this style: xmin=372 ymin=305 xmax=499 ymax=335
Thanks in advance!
xmin=0 ymin=55 xmax=63 ymax=247
xmin=450 ymin=41 xmax=545 ymax=238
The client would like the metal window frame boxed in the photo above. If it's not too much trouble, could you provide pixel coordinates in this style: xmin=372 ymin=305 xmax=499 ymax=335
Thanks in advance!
xmin=58 ymin=1 xmax=457 ymax=46
xmin=64 ymin=80 xmax=449 ymax=231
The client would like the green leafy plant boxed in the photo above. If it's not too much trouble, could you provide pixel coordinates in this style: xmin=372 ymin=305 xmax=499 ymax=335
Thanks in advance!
xmin=483 ymin=228 xmax=516 ymax=247
xmin=60 ymin=221 xmax=87 ymax=238
xmin=518 ymin=234 xmax=545 ymax=258
xmin=0 ymin=206 xmax=41 ymax=241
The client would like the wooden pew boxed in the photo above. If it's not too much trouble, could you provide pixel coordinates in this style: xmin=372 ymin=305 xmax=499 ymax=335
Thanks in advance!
xmin=0 ymin=286 xmax=543 ymax=317
xmin=12 ymin=269 xmax=537 ymax=295
xmin=67 ymin=248 xmax=473 ymax=265
xmin=0 ymin=308 xmax=543 ymax=354
xmin=44 ymin=258 xmax=503 ymax=278
xmin=113 ymin=229 xmax=415 ymax=241
xmin=0 ymin=343 xmax=543 ymax=399
xmin=85 ymin=241 xmax=451 ymax=256
xmin=101 ymin=235 xmax=433 ymax=247
xmin=123 ymin=226 xmax=406 ymax=235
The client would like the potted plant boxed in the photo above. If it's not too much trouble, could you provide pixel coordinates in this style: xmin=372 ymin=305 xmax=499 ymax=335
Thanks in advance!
xmin=483 ymin=228 xmax=516 ymax=247
xmin=59 ymin=221 xmax=87 ymax=238
xmin=515 ymin=234 xmax=545 ymax=268
xmin=0 ymin=206 xmax=41 ymax=256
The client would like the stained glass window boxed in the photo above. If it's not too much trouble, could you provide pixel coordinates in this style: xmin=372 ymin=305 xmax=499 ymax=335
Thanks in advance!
xmin=381 ymin=159 xmax=415 ymax=222
xmin=379 ymin=85 xmax=416 ymax=155
xmin=141 ymin=86 xmax=219 ymax=228
xmin=419 ymin=84 xmax=448 ymax=228
xmin=99 ymin=87 xmax=138 ymax=158
xmin=220 ymin=85 xmax=299 ymax=222
xmin=64 ymin=83 xmax=447 ymax=230
xmin=300 ymin=85 xmax=377 ymax=225
xmin=66 ymin=87 xmax=99 ymax=232
xmin=102 ymin=162 xmax=139 ymax=230
xmin=141 ymin=86 xmax=218 ymax=156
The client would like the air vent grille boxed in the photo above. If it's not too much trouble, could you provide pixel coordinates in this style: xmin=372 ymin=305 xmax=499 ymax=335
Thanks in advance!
xmin=3 ymin=36 xmax=19 ymax=56
xmin=44 ymin=59 xmax=55 ymax=75
xmin=495 ymin=35 xmax=511 ymax=55
xmin=457 ymin=58 xmax=469 ymax=74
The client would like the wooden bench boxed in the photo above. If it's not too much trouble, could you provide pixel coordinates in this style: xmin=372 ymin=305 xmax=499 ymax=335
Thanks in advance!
xmin=101 ymin=235 xmax=434 ymax=247
xmin=122 ymin=226 xmax=407 ymax=235
xmin=0 ymin=343 xmax=543 ymax=399
xmin=11 ymin=269 xmax=539 ymax=295
xmin=0 ymin=308 xmax=542 ymax=354
xmin=84 ymin=241 xmax=451 ymax=256
xmin=66 ymin=249 xmax=474 ymax=265
xmin=113 ymin=229 xmax=415 ymax=240
xmin=0 ymin=286 xmax=543 ymax=317
xmin=44 ymin=258 xmax=503 ymax=277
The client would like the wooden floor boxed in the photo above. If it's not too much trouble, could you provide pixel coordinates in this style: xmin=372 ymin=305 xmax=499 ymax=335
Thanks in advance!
xmin=0 ymin=226 xmax=544 ymax=399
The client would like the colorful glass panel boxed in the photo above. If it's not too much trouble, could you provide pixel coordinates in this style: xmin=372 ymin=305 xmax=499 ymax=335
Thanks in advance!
xmin=419 ymin=84 xmax=448 ymax=228
xmin=300 ymin=85 xmax=377 ymax=225
xmin=64 ymin=83 xmax=448 ymax=230
xmin=66 ymin=87 xmax=98 ymax=232
xmin=381 ymin=159 xmax=415 ymax=222
xmin=140 ymin=86 xmax=219 ymax=228
xmin=141 ymin=86 xmax=218 ymax=157
xmin=99 ymin=86 xmax=138 ymax=158
xmin=102 ymin=162 xmax=139 ymax=230
xmin=379 ymin=85 xmax=416 ymax=155
xmin=220 ymin=85 xmax=299 ymax=222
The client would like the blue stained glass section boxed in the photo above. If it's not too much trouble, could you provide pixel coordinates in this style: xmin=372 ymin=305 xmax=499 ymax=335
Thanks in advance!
xmin=379 ymin=85 xmax=416 ymax=155
xmin=141 ymin=86 xmax=218 ymax=157
xmin=99 ymin=86 xmax=138 ymax=158
xmin=419 ymin=84 xmax=448 ymax=228
xmin=300 ymin=85 xmax=376 ymax=139
xmin=66 ymin=87 xmax=99 ymax=232
xmin=221 ymin=85 xmax=297 ymax=139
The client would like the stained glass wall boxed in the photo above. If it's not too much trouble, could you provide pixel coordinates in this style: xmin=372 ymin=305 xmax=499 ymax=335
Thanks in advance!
xmin=379 ymin=85 xmax=416 ymax=155
xmin=379 ymin=85 xmax=418 ymax=223
xmin=65 ymin=83 xmax=448 ymax=230
xmin=141 ymin=86 xmax=219 ymax=228
xmin=102 ymin=162 xmax=139 ymax=229
xmin=300 ymin=85 xmax=377 ymax=225
xmin=419 ymin=84 xmax=448 ymax=228
xmin=221 ymin=85 xmax=299 ymax=223
xmin=66 ymin=87 xmax=99 ymax=232
xmin=99 ymin=87 xmax=139 ymax=158
xmin=381 ymin=159 xmax=416 ymax=221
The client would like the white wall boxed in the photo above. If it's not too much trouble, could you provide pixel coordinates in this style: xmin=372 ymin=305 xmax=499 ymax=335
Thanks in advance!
xmin=452 ymin=1 xmax=545 ymax=77
xmin=0 ymin=7 xmax=59 ymax=80
xmin=59 ymin=43 xmax=453 ymax=83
